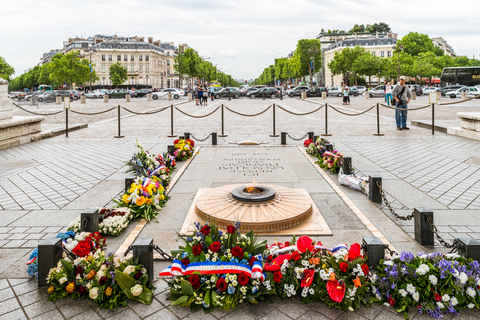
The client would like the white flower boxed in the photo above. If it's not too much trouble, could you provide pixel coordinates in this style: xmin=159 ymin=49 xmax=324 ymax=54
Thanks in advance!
xmin=437 ymin=301 xmax=444 ymax=309
xmin=428 ymin=275 xmax=438 ymax=286
xmin=451 ymin=297 xmax=458 ymax=306
xmin=476 ymin=279 xmax=480 ymax=287
xmin=406 ymin=284 xmax=416 ymax=294
xmin=416 ymin=264 xmax=430 ymax=276
xmin=124 ymin=265 xmax=136 ymax=275
xmin=468 ymin=303 xmax=475 ymax=309
xmin=59 ymin=277 xmax=68 ymax=284
xmin=131 ymin=284 xmax=143 ymax=296
xmin=445 ymin=253 xmax=460 ymax=259
xmin=459 ymin=272 xmax=468 ymax=285
xmin=309 ymin=288 xmax=314 ymax=295
xmin=141 ymin=267 xmax=147 ymax=274
xmin=399 ymin=289 xmax=407 ymax=297
xmin=89 ymin=287 xmax=99 ymax=300
xmin=383 ymin=261 xmax=394 ymax=266
xmin=442 ymin=294 xmax=450 ymax=302
xmin=232 ymin=280 xmax=238 ymax=287
xmin=412 ymin=292 xmax=420 ymax=302
xmin=76 ymin=274 xmax=82 ymax=280
xmin=467 ymin=287 xmax=476 ymax=298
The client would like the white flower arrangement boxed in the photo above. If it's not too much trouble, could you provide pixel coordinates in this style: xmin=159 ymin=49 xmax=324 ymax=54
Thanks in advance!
xmin=67 ymin=208 xmax=132 ymax=237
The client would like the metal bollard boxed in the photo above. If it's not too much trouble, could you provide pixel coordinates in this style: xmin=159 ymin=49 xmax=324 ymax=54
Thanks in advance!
xmin=80 ymin=208 xmax=99 ymax=233
xmin=281 ymin=132 xmax=287 ymax=145
xmin=414 ymin=207 xmax=434 ymax=246
xmin=313 ymin=135 xmax=319 ymax=144
xmin=212 ymin=132 xmax=217 ymax=145
xmin=308 ymin=132 xmax=314 ymax=141
xmin=342 ymin=156 xmax=352 ymax=175
xmin=325 ymin=143 xmax=333 ymax=152
xmin=38 ymin=238 xmax=63 ymax=287
xmin=125 ymin=176 xmax=136 ymax=193
xmin=369 ymin=175 xmax=382 ymax=203
xmin=132 ymin=239 xmax=154 ymax=284
xmin=167 ymin=145 xmax=175 ymax=155
xmin=184 ymin=132 xmax=190 ymax=140
xmin=457 ymin=238 xmax=480 ymax=261
xmin=362 ymin=237 xmax=386 ymax=268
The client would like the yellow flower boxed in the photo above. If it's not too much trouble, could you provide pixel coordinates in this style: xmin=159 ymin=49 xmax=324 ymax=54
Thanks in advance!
xmin=322 ymin=264 xmax=326 ymax=269
xmin=159 ymin=195 xmax=165 ymax=201
xmin=122 ymin=193 xmax=130 ymax=203
xmin=129 ymin=184 xmax=137 ymax=193
xmin=86 ymin=269 xmax=96 ymax=280
xmin=145 ymin=198 xmax=152 ymax=204
xmin=66 ymin=282 xmax=75 ymax=293
xmin=136 ymin=196 xmax=146 ymax=206
xmin=158 ymin=184 xmax=164 ymax=192
xmin=105 ymin=287 xmax=113 ymax=296
xmin=47 ymin=286 xmax=55 ymax=294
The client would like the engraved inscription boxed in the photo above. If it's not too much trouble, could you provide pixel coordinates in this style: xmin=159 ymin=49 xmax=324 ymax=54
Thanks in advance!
xmin=217 ymin=156 xmax=284 ymax=176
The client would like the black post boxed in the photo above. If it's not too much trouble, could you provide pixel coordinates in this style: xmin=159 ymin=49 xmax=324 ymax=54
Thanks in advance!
xmin=342 ymin=156 xmax=352 ymax=175
xmin=313 ymin=135 xmax=319 ymax=144
xmin=280 ymin=90 xmax=283 ymax=100
xmin=65 ymin=108 xmax=69 ymax=137
xmin=184 ymin=132 xmax=190 ymax=140
xmin=414 ymin=207 xmax=434 ymax=246
xmin=373 ymin=103 xmax=384 ymax=136
xmin=80 ymin=209 xmax=99 ymax=233
xmin=38 ymin=238 xmax=63 ymax=287
xmin=211 ymin=132 xmax=217 ymax=145
xmin=219 ymin=105 xmax=227 ymax=137
xmin=132 ymin=239 xmax=154 ymax=284
xmin=362 ymin=237 xmax=386 ymax=268
xmin=270 ymin=104 xmax=279 ymax=137
xmin=308 ymin=132 xmax=314 ymax=140
xmin=115 ymin=105 xmax=124 ymax=138
xmin=125 ymin=176 xmax=136 ymax=193
xmin=369 ymin=175 xmax=382 ymax=203
xmin=167 ymin=145 xmax=175 ymax=155
xmin=281 ymin=132 xmax=287 ymax=145
xmin=457 ymin=238 xmax=480 ymax=261
xmin=263 ymin=90 xmax=265 ymax=100
xmin=322 ymin=103 xmax=331 ymax=136
xmin=167 ymin=105 xmax=177 ymax=137
xmin=325 ymin=143 xmax=333 ymax=152
xmin=431 ymin=103 xmax=435 ymax=135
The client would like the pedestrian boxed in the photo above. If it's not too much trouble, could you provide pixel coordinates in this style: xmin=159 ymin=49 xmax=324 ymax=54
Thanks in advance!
xmin=343 ymin=86 xmax=350 ymax=105
xmin=383 ymin=80 xmax=387 ymax=101
xmin=194 ymin=84 xmax=199 ymax=105
xmin=210 ymin=85 xmax=215 ymax=101
xmin=385 ymin=80 xmax=393 ymax=106
xmin=202 ymin=84 xmax=208 ymax=106
xmin=198 ymin=85 xmax=204 ymax=105
xmin=392 ymin=76 xmax=412 ymax=130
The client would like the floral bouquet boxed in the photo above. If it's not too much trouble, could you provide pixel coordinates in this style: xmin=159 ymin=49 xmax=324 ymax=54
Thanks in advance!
xmin=126 ymin=140 xmax=172 ymax=187
xmin=173 ymin=139 xmax=194 ymax=161
xmin=303 ymin=139 xmax=313 ymax=147
xmin=115 ymin=176 xmax=168 ymax=222
xmin=163 ymin=153 xmax=176 ymax=172
xmin=67 ymin=208 xmax=132 ymax=236
xmin=159 ymin=222 xmax=270 ymax=313
xmin=375 ymin=252 xmax=480 ymax=319
xmin=46 ymin=251 xmax=155 ymax=309
xmin=317 ymin=150 xmax=343 ymax=174
xmin=306 ymin=137 xmax=330 ymax=158
xmin=264 ymin=236 xmax=374 ymax=311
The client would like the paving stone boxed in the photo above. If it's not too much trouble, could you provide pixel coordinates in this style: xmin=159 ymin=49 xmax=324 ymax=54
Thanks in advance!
xmin=6 ymin=233 xmax=27 ymax=240
xmin=105 ymin=308 xmax=140 ymax=320
xmin=24 ymin=233 xmax=45 ymax=240
xmin=8 ymin=279 xmax=29 ymax=286
xmin=60 ymin=298 xmax=92 ymax=318
xmin=0 ymin=228 xmax=13 ymax=234
xmin=21 ymin=240 xmax=41 ymax=248
xmin=0 ymin=235 xmax=10 ymax=240
xmin=129 ymin=298 xmax=164 ymax=318
xmin=0 ymin=309 xmax=27 ymax=320
xmin=24 ymin=300 xmax=56 ymax=318
xmin=0 ymin=280 xmax=8 ymax=291
xmin=275 ymin=299 xmax=309 ymax=319
xmin=32 ymin=308 xmax=64 ymax=320
xmin=17 ymin=288 xmax=48 ymax=307
xmin=0 ymin=240 xmax=9 ymax=247
xmin=0 ymin=288 xmax=15 ymax=303
xmin=12 ymin=280 xmax=38 ymax=296
xmin=2 ymin=240 xmax=27 ymax=248
xmin=8 ymin=227 xmax=30 ymax=234
xmin=260 ymin=309 xmax=293 ymax=320
xmin=144 ymin=307 xmax=178 ymax=320
xmin=0 ymin=298 xmax=21 ymax=315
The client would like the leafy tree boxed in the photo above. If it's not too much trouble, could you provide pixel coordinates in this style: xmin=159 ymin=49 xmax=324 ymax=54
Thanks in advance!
xmin=49 ymin=51 xmax=92 ymax=88
xmin=328 ymin=46 xmax=364 ymax=85
xmin=295 ymin=39 xmax=322 ymax=85
xmin=414 ymin=52 xmax=440 ymax=83
xmin=454 ymin=56 xmax=471 ymax=67
xmin=0 ymin=56 xmax=14 ymax=81
xmin=109 ymin=62 xmax=127 ymax=87
xmin=349 ymin=24 xmax=365 ymax=33
xmin=353 ymin=52 xmax=382 ymax=87
xmin=366 ymin=22 xmax=391 ymax=34
xmin=400 ymin=32 xmax=437 ymax=57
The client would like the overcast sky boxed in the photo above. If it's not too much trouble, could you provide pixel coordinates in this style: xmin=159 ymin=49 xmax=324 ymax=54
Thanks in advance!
xmin=1 ymin=0 xmax=478 ymax=81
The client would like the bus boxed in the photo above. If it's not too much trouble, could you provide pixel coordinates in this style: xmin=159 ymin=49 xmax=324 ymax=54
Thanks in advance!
xmin=440 ymin=67 xmax=480 ymax=87
xmin=38 ymin=84 xmax=53 ymax=91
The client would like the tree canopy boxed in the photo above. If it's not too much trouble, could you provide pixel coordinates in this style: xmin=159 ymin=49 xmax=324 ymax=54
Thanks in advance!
xmin=0 ymin=56 xmax=15 ymax=81
xmin=109 ymin=62 xmax=127 ymax=87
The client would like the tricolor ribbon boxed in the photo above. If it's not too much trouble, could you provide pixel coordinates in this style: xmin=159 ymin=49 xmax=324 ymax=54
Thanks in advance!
xmin=323 ymin=151 xmax=340 ymax=159
xmin=149 ymin=164 xmax=166 ymax=177
xmin=266 ymin=243 xmax=349 ymax=258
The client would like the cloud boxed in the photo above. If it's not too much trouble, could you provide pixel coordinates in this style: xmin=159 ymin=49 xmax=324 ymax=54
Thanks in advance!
xmin=220 ymin=48 xmax=239 ymax=58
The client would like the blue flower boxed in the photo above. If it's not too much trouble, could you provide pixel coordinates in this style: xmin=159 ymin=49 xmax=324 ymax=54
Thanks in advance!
xmin=27 ymin=264 xmax=38 ymax=277
xmin=218 ymin=230 xmax=223 ymax=237
xmin=252 ymin=286 xmax=258 ymax=293
xmin=182 ymin=252 xmax=188 ymax=258
xmin=228 ymin=285 xmax=236 ymax=294
xmin=29 ymin=248 xmax=38 ymax=260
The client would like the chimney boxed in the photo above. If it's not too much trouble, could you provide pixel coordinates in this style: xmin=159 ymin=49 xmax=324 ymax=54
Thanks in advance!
xmin=148 ymin=37 xmax=153 ymax=44
xmin=153 ymin=41 xmax=160 ymax=46
xmin=114 ymin=35 xmax=117 ymax=42
xmin=139 ymin=37 xmax=145 ymax=42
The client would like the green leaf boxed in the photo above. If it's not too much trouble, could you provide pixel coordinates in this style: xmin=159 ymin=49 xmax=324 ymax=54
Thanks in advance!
xmin=204 ymin=236 xmax=212 ymax=247
xmin=212 ymin=290 xmax=219 ymax=305
xmin=171 ymin=249 xmax=184 ymax=259
xmin=172 ymin=295 xmax=189 ymax=306
xmin=204 ymin=289 xmax=211 ymax=306
xmin=60 ymin=259 xmax=75 ymax=281
xmin=221 ymin=256 xmax=229 ymax=262
xmin=181 ymin=279 xmax=194 ymax=296
xmin=114 ymin=270 xmax=153 ymax=305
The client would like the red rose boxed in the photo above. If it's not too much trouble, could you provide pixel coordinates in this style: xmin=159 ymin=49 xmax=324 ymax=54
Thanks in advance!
xmin=99 ymin=276 xmax=108 ymax=286
xmin=226 ymin=225 xmax=236 ymax=234
xmin=231 ymin=246 xmax=244 ymax=259
xmin=77 ymin=285 xmax=87 ymax=295
xmin=434 ymin=293 xmax=442 ymax=301
xmin=301 ymin=269 xmax=315 ymax=287
xmin=348 ymin=243 xmax=361 ymax=261
xmin=192 ymin=244 xmax=203 ymax=256
xmin=75 ymin=265 xmax=84 ymax=276
xmin=134 ymin=271 xmax=142 ymax=280
xmin=209 ymin=242 xmax=221 ymax=253
xmin=174 ymin=139 xmax=179 ymax=144
xmin=361 ymin=264 xmax=369 ymax=275
xmin=188 ymin=274 xmax=201 ymax=289
xmin=339 ymin=262 xmax=349 ymax=273
xmin=273 ymin=271 xmax=283 ymax=283
xmin=216 ymin=278 xmax=227 ymax=292
xmin=181 ymin=258 xmax=190 ymax=266
xmin=200 ymin=224 xmax=211 ymax=236
xmin=387 ymin=296 xmax=396 ymax=307
xmin=292 ymin=251 xmax=301 ymax=261
xmin=238 ymin=272 xmax=250 ymax=286
xmin=303 ymin=139 xmax=313 ymax=147
xmin=248 ymin=256 xmax=257 ymax=267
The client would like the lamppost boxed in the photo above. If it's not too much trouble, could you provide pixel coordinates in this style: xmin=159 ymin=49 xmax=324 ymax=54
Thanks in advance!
xmin=145 ymin=75 xmax=149 ymax=89
xmin=88 ymin=47 xmax=97 ymax=91
xmin=308 ymin=47 xmax=320 ymax=87
xmin=393 ymin=43 xmax=404 ymax=82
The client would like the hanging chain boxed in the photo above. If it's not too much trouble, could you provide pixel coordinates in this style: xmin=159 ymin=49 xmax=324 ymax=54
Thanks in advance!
xmin=152 ymin=244 xmax=174 ymax=262
xmin=286 ymin=133 xmax=309 ymax=141
xmin=376 ymin=181 xmax=414 ymax=221
xmin=62 ymin=246 xmax=77 ymax=260
xmin=385 ymin=245 xmax=397 ymax=256
xmin=426 ymin=216 xmax=461 ymax=251
xmin=190 ymin=133 xmax=212 ymax=142
xmin=123 ymin=245 xmax=133 ymax=257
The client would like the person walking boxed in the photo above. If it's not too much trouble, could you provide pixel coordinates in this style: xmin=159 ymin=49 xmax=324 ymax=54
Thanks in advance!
xmin=194 ymin=84 xmax=199 ymax=105
xmin=385 ymin=81 xmax=393 ymax=106
xmin=383 ymin=80 xmax=387 ymax=101
xmin=343 ymin=86 xmax=350 ymax=105
xmin=210 ymin=85 xmax=215 ymax=101
xmin=392 ymin=76 xmax=412 ymax=130
xmin=198 ymin=85 xmax=204 ymax=105
xmin=202 ymin=84 xmax=208 ymax=106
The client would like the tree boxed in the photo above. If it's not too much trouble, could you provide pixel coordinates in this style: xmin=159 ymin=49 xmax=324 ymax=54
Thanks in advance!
xmin=349 ymin=24 xmax=365 ymax=33
xmin=328 ymin=46 xmax=364 ymax=85
xmin=353 ymin=52 xmax=382 ymax=87
xmin=400 ymin=32 xmax=437 ymax=57
xmin=366 ymin=22 xmax=391 ymax=34
xmin=295 ymin=39 xmax=322 ymax=85
xmin=109 ymin=62 xmax=127 ymax=87
xmin=49 ymin=51 xmax=92 ymax=88
xmin=0 ymin=56 xmax=14 ymax=81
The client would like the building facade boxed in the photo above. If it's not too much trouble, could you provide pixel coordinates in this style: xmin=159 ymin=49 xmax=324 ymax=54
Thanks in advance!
xmin=432 ymin=37 xmax=457 ymax=58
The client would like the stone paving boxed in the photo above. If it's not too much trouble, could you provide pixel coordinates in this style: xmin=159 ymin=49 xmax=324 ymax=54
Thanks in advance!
xmin=2 ymin=96 xmax=480 ymax=319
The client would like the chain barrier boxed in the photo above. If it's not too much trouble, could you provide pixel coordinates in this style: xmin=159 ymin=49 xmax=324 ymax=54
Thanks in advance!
xmin=438 ymin=94 xmax=480 ymax=106
xmin=385 ymin=245 xmax=398 ymax=256
xmin=62 ymin=246 xmax=78 ymax=260
xmin=286 ymin=133 xmax=309 ymax=141
xmin=13 ymin=102 xmax=65 ymax=116
xmin=379 ymin=103 xmax=432 ymax=111
xmin=70 ymin=106 xmax=117 ymax=115
xmin=190 ymin=133 xmax=212 ymax=142
xmin=224 ymin=105 xmax=271 ymax=117
xmin=426 ymin=216 xmax=461 ymax=251
xmin=276 ymin=104 xmax=323 ymax=116
xmin=328 ymin=104 xmax=376 ymax=116
xmin=175 ymin=106 xmax=220 ymax=118
xmin=122 ymin=106 xmax=170 ymax=115
xmin=376 ymin=181 xmax=414 ymax=221
xmin=152 ymin=244 xmax=174 ymax=262
xmin=123 ymin=245 xmax=133 ymax=257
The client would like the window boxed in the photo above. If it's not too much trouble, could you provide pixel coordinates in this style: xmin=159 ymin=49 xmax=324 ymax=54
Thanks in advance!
xmin=167 ymin=60 xmax=170 ymax=66
xmin=124 ymin=55 xmax=127 ymax=61
xmin=371 ymin=51 xmax=375 ymax=56
xmin=167 ymin=69 xmax=170 ymax=76
xmin=139 ymin=77 xmax=143 ymax=85
xmin=131 ymin=55 xmax=134 ymax=61
xmin=387 ymin=51 xmax=392 ymax=57
xmin=102 ymin=55 xmax=106 ymax=61
xmin=145 ymin=55 xmax=149 ymax=61
xmin=117 ymin=55 xmax=121 ymax=61
xmin=131 ymin=77 xmax=135 ymax=85
xmin=131 ymin=65 xmax=134 ymax=72
xmin=102 ymin=65 xmax=106 ymax=72
xmin=139 ymin=55 xmax=143 ymax=61
xmin=139 ymin=65 xmax=143 ymax=73
xmin=167 ymin=51 xmax=170 ymax=56
xmin=145 ymin=65 xmax=149 ymax=73
xmin=381 ymin=51 xmax=385 ymax=57
xmin=108 ymin=55 xmax=112 ymax=61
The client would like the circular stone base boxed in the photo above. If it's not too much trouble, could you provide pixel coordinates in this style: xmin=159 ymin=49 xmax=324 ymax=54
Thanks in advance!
xmin=195 ymin=184 xmax=312 ymax=232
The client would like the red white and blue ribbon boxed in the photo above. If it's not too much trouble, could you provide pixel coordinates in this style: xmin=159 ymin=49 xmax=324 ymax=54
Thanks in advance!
xmin=150 ymin=164 xmax=166 ymax=177
xmin=266 ymin=244 xmax=348 ymax=258
xmin=142 ymin=178 xmax=152 ymax=187
xmin=159 ymin=260 xmax=265 ymax=281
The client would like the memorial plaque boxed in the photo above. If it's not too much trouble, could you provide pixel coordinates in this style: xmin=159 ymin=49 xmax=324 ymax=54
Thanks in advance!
xmin=204 ymin=148 xmax=299 ymax=183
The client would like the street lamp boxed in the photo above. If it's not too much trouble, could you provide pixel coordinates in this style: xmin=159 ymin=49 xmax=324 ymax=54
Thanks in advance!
xmin=145 ymin=75 xmax=149 ymax=89
xmin=393 ymin=44 xmax=404 ymax=82
xmin=88 ymin=47 xmax=97 ymax=91
xmin=308 ymin=47 xmax=320 ymax=87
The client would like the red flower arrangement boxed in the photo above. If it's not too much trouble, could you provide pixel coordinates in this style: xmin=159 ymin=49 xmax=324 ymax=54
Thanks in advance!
xmin=209 ymin=242 xmax=221 ymax=253
xmin=303 ymin=139 xmax=313 ymax=147
xmin=192 ymin=244 xmax=203 ymax=256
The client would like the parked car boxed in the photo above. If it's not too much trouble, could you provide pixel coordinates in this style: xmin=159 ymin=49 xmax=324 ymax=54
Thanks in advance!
xmin=406 ymin=85 xmax=423 ymax=96
xmin=286 ymin=86 xmax=310 ymax=97
xmin=151 ymin=88 xmax=183 ymax=100
xmin=241 ymin=87 xmax=258 ymax=96
xmin=37 ymin=91 xmax=57 ymax=103
xmin=356 ymin=86 xmax=367 ymax=94
xmin=214 ymin=87 xmax=241 ymax=99
xmin=347 ymin=86 xmax=359 ymax=96
xmin=368 ymin=85 xmax=386 ymax=98
xmin=135 ymin=89 xmax=152 ymax=98
xmin=247 ymin=87 xmax=280 ymax=99
xmin=85 ymin=90 xmax=104 ymax=99
xmin=306 ymin=87 xmax=328 ymax=97
xmin=441 ymin=85 xmax=466 ymax=93
xmin=128 ymin=90 xmax=138 ymax=98
xmin=54 ymin=90 xmax=75 ymax=101
xmin=327 ymin=87 xmax=342 ymax=97
xmin=109 ymin=89 xmax=128 ymax=99
xmin=447 ymin=87 xmax=480 ymax=98
xmin=70 ymin=90 xmax=83 ymax=100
